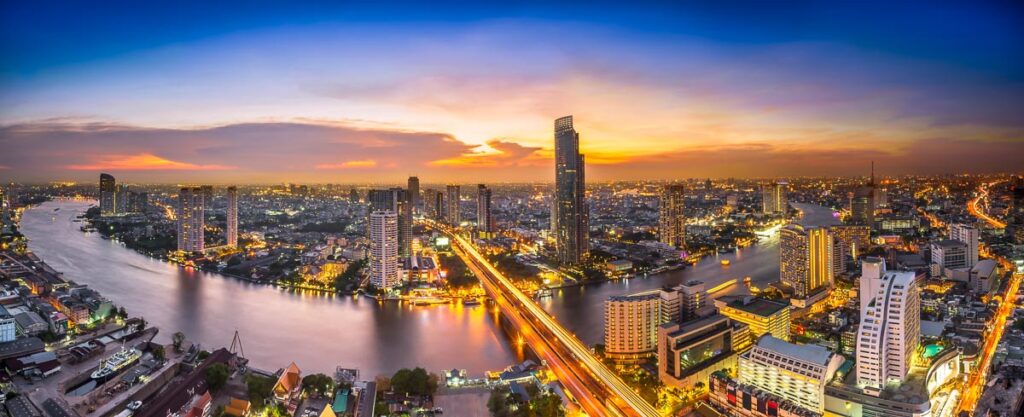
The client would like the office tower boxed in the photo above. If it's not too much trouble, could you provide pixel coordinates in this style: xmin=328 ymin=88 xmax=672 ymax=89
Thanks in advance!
xmin=850 ymin=163 xmax=876 ymax=227
xmin=476 ymin=184 xmax=493 ymax=233
xmin=678 ymin=280 xmax=706 ymax=321
xmin=200 ymin=185 xmax=214 ymax=208
xmin=433 ymin=190 xmax=444 ymax=221
xmin=738 ymin=336 xmax=844 ymax=413
xmin=856 ymin=271 xmax=920 ymax=391
xmin=128 ymin=191 xmax=148 ymax=213
xmin=407 ymin=176 xmax=420 ymax=214
xmin=368 ymin=188 xmax=411 ymax=256
xmin=177 ymin=187 xmax=205 ymax=252
xmin=830 ymin=224 xmax=871 ymax=260
xmin=715 ymin=296 xmax=791 ymax=341
xmin=114 ymin=184 xmax=129 ymax=214
xmin=369 ymin=211 xmax=399 ymax=289
xmin=859 ymin=257 xmax=886 ymax=314
xmin=948 ymin=223 xmax=979 ymax=267
xmin=761 ymin=181 xmax=788 ymax=214
xmin=445 ymin=185 xmax=461 ymax=226
xmin=658 ymin=315 xmax=742 ymax=389
xmin=658 ymin=184 xmax=686 ymax=249
xmin=780 ymin=224 xmax=834 ymax=299
xmin=930 ymin=239 xmax=968 ymax=273
xmin=604 ymin=293 xmax=661 ymax=361
xmin=99 ymin=173 xmax=116 ymax=215
xmin=553 ymin=115 xmax=589 ymax=265
xmin=226 ymin=186 xmax=238 ymax=248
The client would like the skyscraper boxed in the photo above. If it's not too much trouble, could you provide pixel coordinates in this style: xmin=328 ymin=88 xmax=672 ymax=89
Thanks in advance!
xmin=761 ymin=181 xmax=788 ymax=214
xmin=407 ymin=176 xmax=420 ymax=214
xmin=658 ymin=184 xmax=686 ymax=249
xmin=200 ymin=185 xmax=214 ymax=209
xmin=851 ymin=163 xmax=876 ymax=227
xmin=177 ymin=187 xmax=205 ymax=252
xmin=604 ymin=292 xmax=661 ymax=361
xmin=856 ymin=270 xmax=920 ymax=392
xmin=432 ymin=190 xmax=445 ymax=221
xmin=369 ymin=210 xmax=399 ymax=289
xmin=226 ymin=186 xmax=238 ymax=248
xmin=949 ymin=223 xmax=979 ymax=268
xmin=780 ymin=224 xmax=834 ymax=299
xmin=859 ymin=257 xmax=886 ymax=314
xmin=1012 ymin=178 xmax=1024 ymax=244
xmin=446 ymin=185 xmax=461 ymax=226
xmin=99 ymin=173 xmax=116 ymax=215
xmin=114 ymin=184 xmax=129 ymax=214
xmin=553 ymin=115 xmax=589 ymax=265
xmin=367 ymin=188 xmax=411 ymax=256
xmin=476 ymin=184 xmax=494 ymax=233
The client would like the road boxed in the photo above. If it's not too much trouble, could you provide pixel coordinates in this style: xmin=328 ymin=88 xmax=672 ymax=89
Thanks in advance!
xmin=956 ymin=180 xmax=1018 ymax=414
xmin=430 ymin=220 xmax=660 ymax=417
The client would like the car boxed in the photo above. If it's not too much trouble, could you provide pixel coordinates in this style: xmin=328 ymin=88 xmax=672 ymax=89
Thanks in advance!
xmin=126 ymin=401 xmax=142 ymax=411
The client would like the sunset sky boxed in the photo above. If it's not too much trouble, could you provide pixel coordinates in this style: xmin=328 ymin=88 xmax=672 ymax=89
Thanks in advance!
xmin=2 ymin=2 xmax=1023 ymax=183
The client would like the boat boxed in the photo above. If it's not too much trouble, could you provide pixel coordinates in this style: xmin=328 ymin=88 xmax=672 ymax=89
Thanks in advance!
xmin=462 ymin=298 xmax=481 ymax=306
xmin=91 ymin=347 xmax=142 ymax=381
xmin=720 ymin=259 xmax=730 ymax=266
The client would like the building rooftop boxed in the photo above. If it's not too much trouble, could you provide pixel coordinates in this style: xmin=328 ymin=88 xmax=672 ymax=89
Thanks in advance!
xmin=757 ymin=335 xmax=833 ymax=366
xmin=717 ymin=295 xmax=789 ymax=317
xmin=933 ymin=239 xmax=967 ymax=249
xmin=608 ymin=292 xmax=661 ymax=303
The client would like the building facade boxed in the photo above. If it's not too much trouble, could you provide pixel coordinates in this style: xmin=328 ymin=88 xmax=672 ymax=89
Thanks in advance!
xmin=226 ymin=186 xmax=238 ymax=248
xmin=476 ymin=184 xmax=494 ymax=233
xmin=99 ymin=173 xmax=116 ymax=215
xmin=445 ymin=185 xmax=461 ymax=226
xmin=780 ymin=224 xmax=834 ymax=299
xmin=716 ymin=296 xmax=791 ymax=341
xmin=369 ymin=211 xmax=399 ymax=289
xmin=407 ymin=176 xmax=420 ymax=214
xmin=856 ymin=270 xmax=920 ymax=391
xmin=177 ymin=187 xmax=205 ymax=252
xmin=948 ymin=223 xmax=978 ymax=268
xmin=658 ymin=315 xmax=741 ymax=389
xmin=659 ymin=184 xmax=686 ymax=249
xmin=604 ymin=293 xmax=661 ymax=361
xmin=762 ymin=181 xmax=788 ymax=214
xmin=738 ymin=336 xmax=844 ymax=413
xmin=553 ymin=115 xmax=589 ymax=265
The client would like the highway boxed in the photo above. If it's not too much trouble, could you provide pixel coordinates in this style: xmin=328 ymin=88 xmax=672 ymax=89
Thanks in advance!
xmin=429 ymin=221 xmax=660 ymax=417
xmin=956 ymin=181 xmax=1019 ymax=414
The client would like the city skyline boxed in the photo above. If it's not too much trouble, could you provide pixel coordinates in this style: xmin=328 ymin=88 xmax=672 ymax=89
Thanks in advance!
xmin=2 ymin=3 xmax=1023 ymax=183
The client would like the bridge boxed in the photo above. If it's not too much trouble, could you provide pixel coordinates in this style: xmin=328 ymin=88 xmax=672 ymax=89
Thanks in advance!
xmin=427 ymin=220 xmax=660 ymax=417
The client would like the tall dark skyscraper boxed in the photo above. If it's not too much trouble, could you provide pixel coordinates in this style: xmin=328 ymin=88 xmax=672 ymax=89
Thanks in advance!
xmin=851 ymin=163 xmax=876 ymax=227
xmin=446 ymin=185 xmax=461 ymax=226
xmin=1011 ymin=177 xmax=1024 ymax=244
xmin=226 ymin=186 xmax=238 ymax=248
xmin=553 ymin=115 xmax=588 ymax=265
xmin=432 ymin=190 xmax=445 ymax=221
xmin=477 ymin=184 xmax=494 ymax=233
xmin=408 ymin=176 xmax=420 ymax=215
xmin=99 ymin=173 xmax=116 ymax=215
xmin=200 ymin=185 xmax=214 ymax=208
xmin=659 ymin=184 xmax=686 ymax=249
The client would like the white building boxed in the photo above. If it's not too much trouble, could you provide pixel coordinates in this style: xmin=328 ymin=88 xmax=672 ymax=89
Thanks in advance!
xmin=856 ymin=270 xmax=920 ymax=393
xmin=859 ymin=257 xmax=886 ymax=314
xmin=177 ymin=187 xmax=205 ymax=252
xmin=679 ymin=280 xmax=707 ymax=321
xmin=226 ymin=186 xmax=238 ymax=248
xmin=948 ymin=223 xmax=979 ymax=268
xmin=930 ymin=239 xmax=968 ymax=275
xmin=738 ymin=335 xmax=844 ymax=413
xmin=369 ymin=211 xmax=399 ymax=289
xmin=605 ymin=292 xmax=661 ymax=361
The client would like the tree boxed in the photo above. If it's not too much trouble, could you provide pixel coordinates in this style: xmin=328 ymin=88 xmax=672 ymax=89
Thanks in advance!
xmin=172 ymin=331 xmax=186 ymax=352
xmin=151 ymin=345 xmax=166 ymax=361
xmin=530 ymin=392 xmax=565 ymax=417
xmin=389 ymin=367 xmax=437 ymax=397
xmin=206 ymin=363 xmax=230 ymax=393
xmin=301 ymin=373 xmax=335 ymax=397
xmin=246 ymin=374 xmax=276 ymax=408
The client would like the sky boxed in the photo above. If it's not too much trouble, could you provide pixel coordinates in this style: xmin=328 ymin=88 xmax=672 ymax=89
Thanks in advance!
xmin=2 ymin=1 xmax=1023 ymax=184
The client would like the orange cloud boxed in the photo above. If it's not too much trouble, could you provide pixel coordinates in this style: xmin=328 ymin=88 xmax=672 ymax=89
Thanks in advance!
xmin=315 ymin=159 xmax=378 ymax=169
xmin=66 ymin=153 xmax=233 ymax=171
xmin=430 ymin=140 xmax=544 ymax=168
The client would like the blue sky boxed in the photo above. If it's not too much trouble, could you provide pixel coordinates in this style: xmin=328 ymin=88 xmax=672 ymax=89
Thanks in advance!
xmin=1 ymin=1 xmax=1022 ymax=182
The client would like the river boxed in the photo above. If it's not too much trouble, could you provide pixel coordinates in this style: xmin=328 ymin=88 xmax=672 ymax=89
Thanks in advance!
xmin=20 ymin=200 xmax=779 ymax=377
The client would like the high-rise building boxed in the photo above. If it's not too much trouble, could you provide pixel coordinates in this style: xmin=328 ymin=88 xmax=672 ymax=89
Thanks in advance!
xmin=658 ymin=314 xmax=748 ymax=389
xmin=446 ymin=185 xmax=461 ymax=226
xmin=177 ymin=187 xmax=205 ymax=252
xmin=407 ymin=176 xmax=420 ymax=214
xmin=761 ymin=181 xmax=788 ymax=214
xmin=948 ymin=223 xmax=979 ymax=267
xmin=738 ymin=336 xmax=845 ymax=413
xmin=114 ymin=184 xmax=129 ymax=214
xmin=659 ymin=184 xmax=686 ymax=249
xmin=200 ymin=185 xmax=214 ymax=208
xmin=830 ymin=224 xmax=871 ymax=260
xmin=678 ymin=280 xmax=707 ymax=321
xmin=226 ymin=186 xmax=238 ymax=248
xmin=369 ymin=211 xmax=399 ymax=289
xmin=432 ymin=190 xmax=445 ymax=221
xmin=930 ymin=239 xmax=968 ymax=273
xmin=99 ymin=173 xmax=116 ymax=215
xmin=367 ymin=188 xmax=411 ymax=256
xmin=856 ymin=270 xmax=920 ymax=392
xmin=128 ymin=191 xmax=148 ymax=213
xmin=604 ymin=292 xmax=661 ymax=361
xmin=553 ymin=115 xmax=589 ymax=265
xmin=851 ymin=164 xmax=876 ymax=227
xmin=1012 ymin=178 xmax=1024 ymax=244
xmin=859 ymin=257 xmax=886 ymax=314
xmin=780 ymin=224 xmax=834 ymax=299
xmin=476 ymin=184 xmax=494 ymax=233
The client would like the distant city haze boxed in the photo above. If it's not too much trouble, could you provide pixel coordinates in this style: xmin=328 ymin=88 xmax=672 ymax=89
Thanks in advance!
xmin=2 ymin=3 xmax=1023 ymax=182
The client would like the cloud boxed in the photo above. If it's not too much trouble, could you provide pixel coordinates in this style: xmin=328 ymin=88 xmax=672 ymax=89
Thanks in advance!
xmin=66 ymin=153 xmax=234 ymax=171
xmin=430 ymin=140 xmax=544 ymax=168
xmin=315 ymin=160 xmax=378 ymax=169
